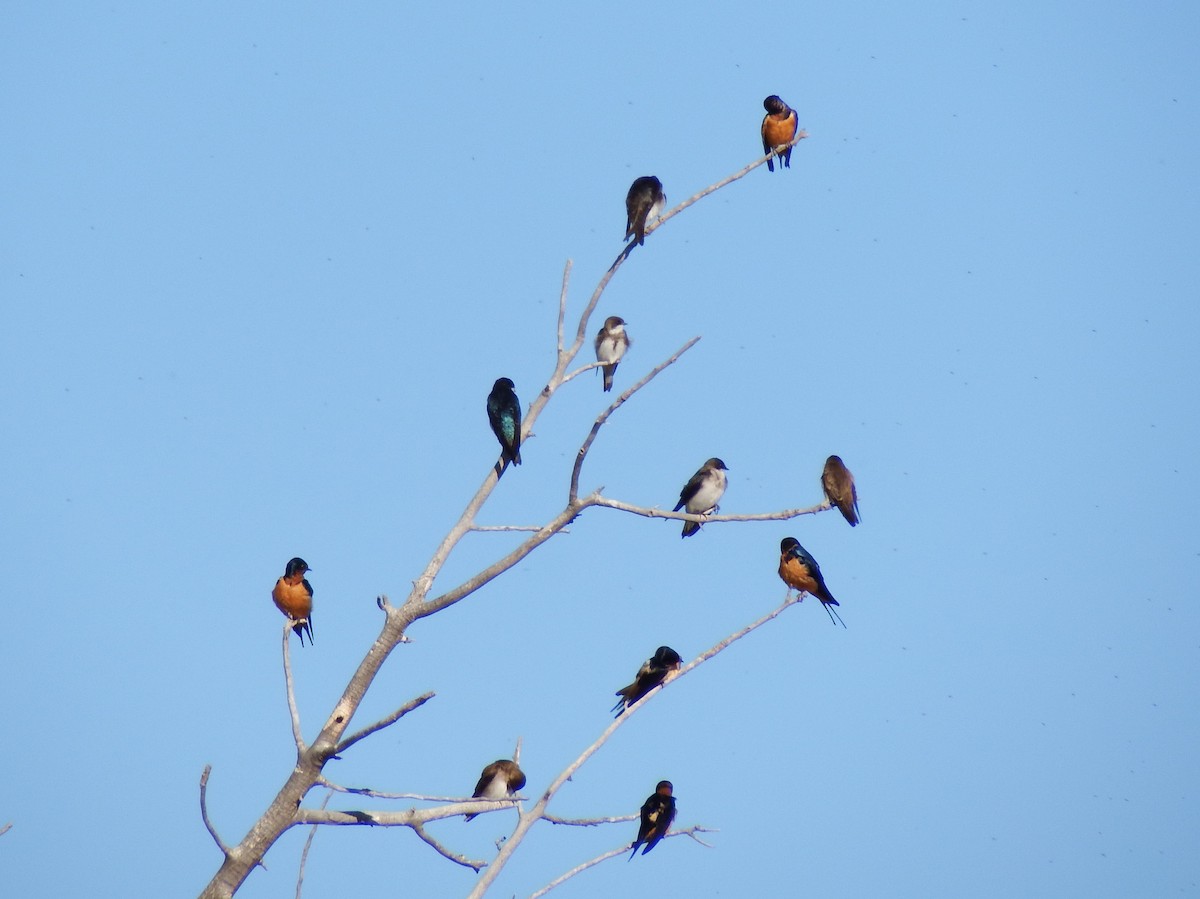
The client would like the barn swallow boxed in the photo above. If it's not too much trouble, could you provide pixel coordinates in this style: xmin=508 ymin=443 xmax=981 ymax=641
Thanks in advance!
xmin=612 ymin=646 xmax=683 ymax=716
xmin=486 ymin=377 xmax=522 ymax=467
xmin=778 ymin=537 xmax=845 ymax=627
xmin=272 ymin=557 xmax=313 ymax=645
xmin=761 ymin=95 xmax=799 ymax=172
xmin=465 ymin=759 xmax=526 ymax=822
xmin=594 ymin=315 xmax=630 ymax=393
xmin=629 ymin=781 xmax=676 ymax=859
xmin=821 ymin=455 xmax=860 ymax=527
xmin=624 ymin=176 xmax=666 ymax=247
xmin=674 ymin=458 xmax=729 ymax=538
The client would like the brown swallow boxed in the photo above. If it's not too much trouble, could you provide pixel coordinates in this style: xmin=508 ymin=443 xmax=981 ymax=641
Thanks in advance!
xmin=465 ymin=759 xmax=526 ymax=822
xmin=624 ymin=176 xmax=666 ymax=247
xmin=821 ymin=455 xmax=860 ymax=526
xmin=272 ymin=557 xmax=313 ymax=645
xmin=761 ymin=94 xmax=799 ymax=172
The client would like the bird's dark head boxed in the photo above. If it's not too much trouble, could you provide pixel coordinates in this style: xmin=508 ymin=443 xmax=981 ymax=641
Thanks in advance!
xmin=780 ymin=537 xmax=799 ymax=554
xmin=493 ymin=377 xmax=515 ymax=391
xmin=604 ymin=315 xmax=626 ymax=329
xmin=826 ymin=454 xmax=844 ymax=466
xmin=655 ymin=781 xmax=673 ymax=796
xmin=653 ymin=646 xmax=682 ymax=667
xmin=763 ymin=95 xmax=787 ymax=114
xmin=705 ymin=457 xmax=729 ymax=471
xmin=284 ymin=557 xmax=310 ymax=577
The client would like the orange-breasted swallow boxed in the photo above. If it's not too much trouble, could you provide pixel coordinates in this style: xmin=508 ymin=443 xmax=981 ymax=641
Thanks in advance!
xmin=625 ymin=176 xmax=666 ymax=247
xmin=594 ymin=315 xmax=630 ymax=393
xmin=486 ymin=377 xmax=522 ymax=468
xmin=629 ymin=780 xmax=676 ymax=859
xmin=778 ymin=537 xmax=845 ymax=627
xmin=465 ymin=759 xmax=526 ymax=822
xmin=822 ymin=455 xmax=860 ymax=527
xmin=612 ymin=646 xmax=683 ymax=717
xmin=761 ymin=95 xmax=799 ymax=172
xmin=674 ymin=457 xmax=728 ymax=538
xmin=272 ymin=556 xmax=313 ymax=645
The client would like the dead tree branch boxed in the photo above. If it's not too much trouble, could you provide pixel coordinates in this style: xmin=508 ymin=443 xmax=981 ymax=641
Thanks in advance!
xmin=200 ymin=766 xmax=230 ymax=856
xmin=336 ymin=691 xmax=435 ymax=755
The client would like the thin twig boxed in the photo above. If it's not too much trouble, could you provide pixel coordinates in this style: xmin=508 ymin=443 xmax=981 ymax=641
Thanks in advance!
xmin=559 ymin=360 xmax=606 ymax=385
xmin=0 ymin=823 xmax=10 ymax=837
xmin=645 ymin=132 xmax=809 ymax=241
xmin=569 ymin=337 xmax=701 ymax=502
xmin=294 ymin=802 xmax=519 ymax=826
xmin=336 ymin=691 xmax=435 ymax=754
xmin=555 ymin=261 xmax=572 ymax=354
xmin=282 ymin=623 xmax=305 ymax=753
xmin=412 ymin=823 xmax=487 ymax=871
xmin=295 ymin=791 xmax=331 ymax=899
xmin=590 ymin=495 xmax=829 ymax=526
xmin=528 ymin=826 xmax=718 ymax=898
xmin=540 ymin=813 xmax=637 ymax=826
xmin=200 ymin=766 xmax=230 ymax=856
xmin=469 ymin=525 xmax=556 ymax=533
xmin=317 ymin=779 xmax=502 ymax=803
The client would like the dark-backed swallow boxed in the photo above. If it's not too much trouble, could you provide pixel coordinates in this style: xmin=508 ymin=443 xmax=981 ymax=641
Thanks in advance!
xmin=674 ymin=457 xmax=729 ymax=538
xmin=822 ymin=455 xmax=860 ymax=527
xmin=629 ymin=781 xmax=676 ymax=859
xmin=486 ymin=377 xmax=522 ymax=468
xmin=465 ymin=759 xmax=526 ymax=822
xmin=612 ymin=646 xmax=683 ymax=717
xmin=272 ymin=557 xmax=314 ymax=645
xmin=624 ymin=176 xmax=666 ymax=247
xmin=778 ymin=537 xmax=845 ymax=627
xmin=594 ymin=315 xmax=631 ymax=393
xmin=761 ymin=95 xmax=799 ymax=172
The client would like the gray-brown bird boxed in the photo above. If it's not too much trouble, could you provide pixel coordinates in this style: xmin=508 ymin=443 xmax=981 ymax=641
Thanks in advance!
xmin=465 ymin=759 xmax=526 ymax=822
xmin=821 ymin=455 xmax=860 ymax=526
xmin=674 ymin=458 xmax=728 ymax=538
xmin=594 ymin=315 xmax=630 ymax=393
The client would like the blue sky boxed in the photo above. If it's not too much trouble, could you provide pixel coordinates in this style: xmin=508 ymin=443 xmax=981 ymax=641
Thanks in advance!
xmin=4 ymin=2 xmax=1199 ymax=896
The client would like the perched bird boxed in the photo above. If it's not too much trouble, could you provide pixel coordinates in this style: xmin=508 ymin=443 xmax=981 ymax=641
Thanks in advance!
xmin=624 ymin=176 xmax=666 ymax=247
xmin=272 ymin=557 xmax=314 ymax=645
xmin=465 ymin=759 xmax=526 ymax=822
xmin=594 ymin=315 xmax=631 ymax=393
xmin=821 ymin=454 xmax=860 ymax=527
xmin=761 ymin=95 xmax=799 ymax=172
xmin=778 ymin=537 xmax=845 ymax=627
xmin=629 ymin=781 xmax=676 ymax=859
xmin=486 ymin=377 xmax=522 ymax=467
xmin=612 ymin=646 xmax=683 ymax=716
xmin=674 ymin=457 xmax=729 ymax=538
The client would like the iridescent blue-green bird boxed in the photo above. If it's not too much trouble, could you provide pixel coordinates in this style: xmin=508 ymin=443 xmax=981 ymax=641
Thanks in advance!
xmin=778 ymin=537 xmax=845 ymax=627
xmin=486 ymin=377 xmax=522 ymax=467
xmin=629 ymin=781 xmax=676 ymax=859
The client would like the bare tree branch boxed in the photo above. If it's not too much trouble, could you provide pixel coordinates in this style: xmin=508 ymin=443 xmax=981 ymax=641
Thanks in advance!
xmin=467 ymin=592 xmax=804 ymax=897
xmin=316 ymin=779 xmax=518 ymax=804
xmin=590 ymin=495 xmax=829 ymax=526
xmin=555 ymin=260 xmax=571 ymax=354
xmin=412 ymin=823 xmax=487 ymax=871
xmin=468 ymin=525 xmax=557 ymax=533
xmin=281 ymin=625 xmax=305 ymax=754
xmin=569 ymin=336 xmax=701 ymax=502
xmin=528 ymin=826 xmax=718 ymax=898
xmin=0 ymin=822 xmax=11 ymax=838
xmin=645 ymin=131 xmax=809 ymax=241
xmin=294 ymin=791 xmax=330 ymax=899
xmin=294 ymin=802 xmax=518 ymax=827
xmin=540 ymin=813 xmax=637 ymax=826
xmin=335 ymin=691 xmax=435 ymax=755
xmin=200 ymin=766 xmax=230 ymax=856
